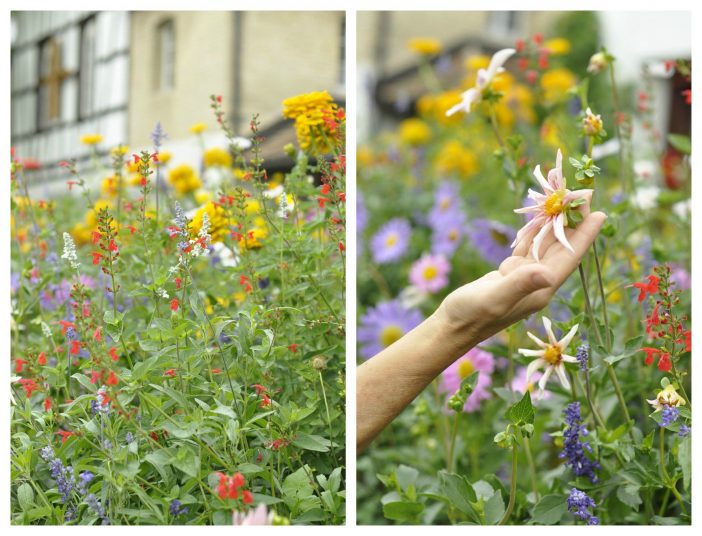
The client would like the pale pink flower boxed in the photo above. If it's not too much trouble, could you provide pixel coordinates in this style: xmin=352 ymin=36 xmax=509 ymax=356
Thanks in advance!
xmin=511 ymin=366 xmax=552 ymax=402
xmin=232 ymin=504 xmax=273 ymax=525
xmin=408 ymin=253 xmax=450 ymax=293
xmin=518 ymin=317 xmax=579 ymax=395
xmin=511 ymin=149 xmax=592 ymax=262
xmin=446 ymin=48 xmax=516 ymax=116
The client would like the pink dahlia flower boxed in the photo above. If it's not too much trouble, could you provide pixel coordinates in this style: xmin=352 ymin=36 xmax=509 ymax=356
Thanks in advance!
xmin=511 ymin=149 xmax=593 ymax=262
xmin=441 ymin=347 xmax=495 ymax=412
xmin=408 ymin=253 xmax=450 ymax=293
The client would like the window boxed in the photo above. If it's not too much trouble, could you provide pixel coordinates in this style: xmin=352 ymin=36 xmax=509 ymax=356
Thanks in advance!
xmin=157 ymin=20 xmax=175 ymax=90
xmin=79 ymin=16 xmax=96 ymax=119
xmin=38 ymin=37 xmax=69 ymax=128
xmin=487 ymin=12 xmax=522 ymax=40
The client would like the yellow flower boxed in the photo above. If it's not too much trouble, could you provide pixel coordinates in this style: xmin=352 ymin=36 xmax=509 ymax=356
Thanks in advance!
xmin=282 ymin=91 xmax=338 ymax=155
xmin=194 ymin=189 xmax=212 ymax=204
xmin=168 ymin=164 xmax=202 ymax=195
xmin=245 ymin=199 xmax=261 ymax=215
xmin=491 ymin=71 xmax=515 ymax=93
xmin=540 ymin=118 xmax=563 ymax=149
xmin=111 ymin=145 xmax=129 ymax=157
xmin=190 ymin=122 xmax=207 ymax=134
xmin=544 ymin=38 xmax=571 ymax=56
xmin=70 ymin=222 xmax=92 ymax=246
xmin=434 ymin=140 xmax=478 ymax=178
xmin=85 ymin=199 xmax=113 ymax=228
xmin=465 ymin=54 xmax=490 ymax=71
xmin=648 ymin=384 xmax=686 ymax=412
xmin=80 ymin=134 xmax=103 ymax=145
xmin=239 ymin=221 xmax=268 ymax=250
xmin=357 ymin=146 xmax=374 ymax=167
xmin=157 ymin=151 xmax=172 ymax=164
xmin=233 ymin=291 xmax=247 ymax=305
xmin=416 ymin=90 xmax=464 ymax=125
xmin=508 ymin=84 xmax=536 ymax=124
xmin=203 ymin=147 xmax=232 ymax=168
xmin=101 ymin=175 xmax=123 ymax=198
xmin=398 ymin=118 xmax=431 ymax=146
xmin=540 ymin=68 xmax=577 ymax=103
xmin=191 ymin=201 xmax=230 ymax=243
xmin=408 ymin=37 xmax=442 ymax=56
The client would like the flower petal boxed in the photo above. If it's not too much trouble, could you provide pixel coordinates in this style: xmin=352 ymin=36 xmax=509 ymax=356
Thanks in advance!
xmin=530 ymin=219 xmax=553 ymax=262
xmin=555 ymin=363 xmax=571 ymax=390
xmin=542 ymin=316 xmax=557 ymax=345
xmin=553 ymin=213 xmax=575 ymax=254
xmin=558 ymin=323 xmax=580 ymax=350
xmin=486 ymin=48 xmax=516 ymax=81
xmin=547 ymin=149 xmax=564 ymax=190
xmin=526 ymin=358 xmax=546 ymax=384
xmin=527 ymin=331 xmax=549 ymax=348
xmin=532 ymin=165 xmax=551 ymax=193
xmin=518 ymin=348 xmax=546 ymax=357
xmin=561 ymin=355 xmax=578 ymax=363
xmin=538 ymin=365 xmax=553 ymax=391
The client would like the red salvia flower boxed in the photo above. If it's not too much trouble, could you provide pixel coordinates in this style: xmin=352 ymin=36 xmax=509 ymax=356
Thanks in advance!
xmin=90 ymin=371 xmax=102 ymax=384
xmin=640 ymin=347 xmax=660 ymax=366
xmin=175 ymin=277 xmax=182 ymax=289
xmin=93 ymin=327 xmax=102 ymax=342
xmin=70 ymin=340 xmax=81 ymax=355
xmin=288 ymin=343 xmax=298 ymax=353
xmin=242 ymin=490 xmax=253 ymax=505
xmin=56 ymin=430 xmax=75 ymax=443
xmin=58 ymin=320 xmax=75 ymax=334
xmin=338 ymin=241 xmax=345 ymax=253
xmin=515 ymin=38 xmax=525 ymax=53
xmin=106 ymin=371 xmax=119 ymax=386
xmin=657 ymin=352 xmax=672 ymax=372
xmin=109 ymin=347 xmax=119 ymax=361
xmin=252 ymin=384 xmax=266 ymax=395
xmin=260 ymin=394 xmax=271 ymax=408
xmin=37 ymin=352 xmax=47 ymax=366
xmin=92 ymin=252 xmax=103 ymax=265
xmin=92 ymin=231 xmax=102 ymax=244
xmin=19 ymin=378 xmax=39 ymax=397
xmin=170 ymin=298 xmax=179 ymax=311
xmin=164 ymin=369 xmax=177 ymax=377
xmin=44 ymin=398 xmax=52 ymax=411
xmin=15 ymin=358 xmax=27 ymax=373
xmin=631 ymin=274 xmax=660 ymax=302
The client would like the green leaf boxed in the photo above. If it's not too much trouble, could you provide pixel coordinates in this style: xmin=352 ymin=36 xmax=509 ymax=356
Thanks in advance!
xmin=484 ymin=490 xmax=505 ymax=524
xmin=382 ymin=501 xmax=424 ymax=522
xmin=459 ymin=371 xmax=480 ymax=396
xmin=668 ymin=133 xmax=691 ymax=155
xmin=532 ymin=494 xmax=568 ymax=525
xmin=679 ymin=436 xmax=691 ymax=491
xmin=170 ymin=447 xmax=200 ymax=478
xmin=438 ymin=470 xmax=478 ymax=520
xmin=616 ymin=484 xmax=642 ymax=509
xmin=17 ymin=483 xmax=35 ymax=511
xmin=506 ymin=391 xmax=534 ymax=425
xmin=292 ymin=433 xmax=331 ymax=452
xmin=395 ymin=465 xmax=419 ymax=492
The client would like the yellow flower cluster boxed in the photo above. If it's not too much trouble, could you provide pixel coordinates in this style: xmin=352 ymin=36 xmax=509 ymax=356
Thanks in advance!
xmin=543 ymin=37 xmax=571 ymax=56
xmin=168 ymin=164 xmax=202 ymax=195
xmin=416 ymin=90 xmax=465 ymax=125
xmin=282 ymin=91 xmax=338 ymax=155
xmin=80 ymin=134 xmax=103 ymax=146
xmin=407 ymin=37 xmax=442 ymax=56
xmin=101 ymin=175 xmax=124 ymax=198
xmin=540 ymin=68 xmax=577 ymax=104
xmin=434 ymin=140 xmax=478 ymax=178
xmin=70 ymin=199 xmax=113 ymax=245
xmin=203 ymin=147 xmax=232 ymax=168
xmin=190 ymin=122 xmax=207 ymax=134
xmin=398 ymin=118 xmax=432 ymax=146
xmin=191 ymin=201 xmax=230 ymax=243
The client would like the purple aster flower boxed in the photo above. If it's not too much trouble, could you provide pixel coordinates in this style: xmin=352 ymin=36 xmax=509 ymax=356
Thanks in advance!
xmin=371 ymin=218 xmax=411 ymax=264
xmin=429 ymin=181 xmax=461 ymax=222
xmin=169 ymin=499 xmax=189 ymax=517
xmin=430 ymin=209 xmax=466 ymax=257
xmin=11 ymin=273 xmax=21 ymax=294
xmin=670 ymin=263 xmax=691 ymax=291
xmin=679 ymin=424 xmax=690 ymax=437
xmin=357 ymin=191 xmax=368 ymax=234
xmin=660 ymin=406 xmax=680 ymax=428
xmin=560 ymin=402 xmax=600 ymax=483
xmin=567 ymin=488 xmax=599 ymax=525
xmin=408 ymin=253 xmax=450 ymax=293
xmin=440 ymin=347 xmax=495 ymax=412
xmin=466 ymin=218 xmax=516 ymax=266
xmin=358 ymin=299 xmax=424 ymax=359
xmin=576 ymin=344 xmax=589 ymax=372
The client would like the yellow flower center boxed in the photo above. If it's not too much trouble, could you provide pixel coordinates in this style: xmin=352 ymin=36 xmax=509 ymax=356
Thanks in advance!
xmin=544 ymin=191 xmax=566 ymax=216
xmin=385 ymin=234 xmax=398 ymax=247
xmin=440 ymin=199 xmax=451 ymax=210
xmin=423 ymin=265 xmax=438 ymax=280
xmin=380 ymin=325 xmax=403 ymax=348
xmin=448 ymin=229 xmax=458 ymax=241
xmin=457 ymin=359 xmax=474 ymax=379
xmin=543 ymin=344 xmax=562 ymax=365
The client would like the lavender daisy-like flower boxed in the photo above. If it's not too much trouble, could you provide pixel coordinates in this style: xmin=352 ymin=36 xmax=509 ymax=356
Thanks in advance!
xmin=358 ymin=299 xmax=424 ymax=359
xmin=428 ymin=181 xmax=461 ymax=222
xmin=371 ymin=218 xmax=411 ymax=264
xmin=440 ymin=347 xmax=495 ymax=412
xmin=560 ymin=402 xmax=600 ymax=483
xmin=409 ymin=253 xmax=450 ymax=293
xmin=430 ymin=209 xmax=466 ymax=257
xmin=567 ymin=488 xmax=599 ymax=525
xmin=518 ymin=316 xmax=579 ymax=395
xmin=467 ymin=218 xmax=516 ymax=266
xmin=446 ymin=48 xmax=516 ymax=116
xmin=512 ymin=149 xmax=593 ymax=262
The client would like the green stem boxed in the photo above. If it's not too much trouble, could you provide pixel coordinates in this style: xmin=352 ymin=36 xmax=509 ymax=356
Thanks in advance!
xmin=498 ymin=446 xmax=518 ymax=525
xmin=447 ymin=411 xmax=460 ymax=473
xmin=592 ymin=241 xmax=611 ymax=350
xmin=318 ymin=370 xmax=337 ymax=462
xmin=670 ymin=360 xmax=691 ymax=407
xmin=522 ymin=436 xmax=539 ymax=501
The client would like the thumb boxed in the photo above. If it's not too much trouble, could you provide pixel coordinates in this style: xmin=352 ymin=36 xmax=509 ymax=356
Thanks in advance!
xmin=492 ymin=263 xmax=554 ymax=311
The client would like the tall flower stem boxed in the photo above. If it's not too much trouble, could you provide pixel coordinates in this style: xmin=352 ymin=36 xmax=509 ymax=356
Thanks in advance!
xmin=591 ymin=241 xmax=611 ymax=349
xmin=447 ymin=411 xmax=460 ymax=473
xmin=659 ymin=427 xmax=688 ymax=515
xmin=670 ymin=361 xmax=691 ymax=407
xmin=521 ymin=436 xmax=539 ymax=501
xmin=498 ymin=446 xmax=518 ymax=525
xmin=318 ymin=370 xmax=338 ymax=462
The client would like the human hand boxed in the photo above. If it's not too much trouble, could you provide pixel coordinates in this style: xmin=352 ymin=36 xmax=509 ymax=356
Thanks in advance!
xmin=436 ymin=211 xmax=607 ymax=350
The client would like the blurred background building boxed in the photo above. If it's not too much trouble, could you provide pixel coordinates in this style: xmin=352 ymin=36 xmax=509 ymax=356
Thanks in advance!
xmin=10 ymin=10 xmax=345 ymax=195
xmin=357 ymin=11 xmax=691 ymax=152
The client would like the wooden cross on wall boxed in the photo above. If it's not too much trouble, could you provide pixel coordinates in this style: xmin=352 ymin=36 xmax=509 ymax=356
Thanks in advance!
xmin=40 ymin=38 xmax=72 ymax=120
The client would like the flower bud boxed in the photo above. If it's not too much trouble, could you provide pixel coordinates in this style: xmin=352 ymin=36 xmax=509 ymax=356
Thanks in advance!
xmin=582 ymin=108 xmax=604 ymax=136
xmin=311 ymin=355 xmax=327 ymax=370
xmin=587 ymin=52 xmax=609 ymax=74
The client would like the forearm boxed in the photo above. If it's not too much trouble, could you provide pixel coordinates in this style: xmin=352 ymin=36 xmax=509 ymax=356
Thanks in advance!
xmin=356 ymin=307 xmax=479 ymax=452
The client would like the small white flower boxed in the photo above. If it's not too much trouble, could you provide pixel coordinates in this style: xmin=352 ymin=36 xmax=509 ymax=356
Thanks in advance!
xmin=156 ymin=288 xmax=169 ymax=299
xmin=61 ymin=232 xmax=80 ymax=269
xmin=278 ymin=190 xmax=290 ymax=219
xmin=518 ymin=317 xmax=579 ymax=395
xmin=632 ymin=185 xmax=660 ymax=211
xmin=41 ymin=321 xmax=52 ymax=339
xmin=446 ymin=48 xmax=516 ymax=116
xmin=397 ymin=285 xmax=429 ymax=309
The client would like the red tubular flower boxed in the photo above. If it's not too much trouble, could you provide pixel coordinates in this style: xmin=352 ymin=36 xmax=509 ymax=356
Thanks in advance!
xmin=338 ymin=241 xmax=345 ymax=253
xmin=317 ymin=197 xmax=329 ymax=208
xmin=640 ymin=347 xmax=660 ymax=366
xmin=242 ymin=490 xmax=253 ymax=505
xmin=90 ymin=371 xmax=102 ymax=384
xmin=526 ymin=70 xmax=538 ymax=85
xmin=92 ymin=252 xmax=103 ymax=265
xmin=15 ymin=358 xmax=27 ymax=373
xmin=320 ymin=183 xmax=331 ymax=195
xmin=70 ymin=340 xmax=81 ymax=355
xmin=175 ymin=277 xmax=182 ymax=289
xmin=56 ymin=430 xmax=75 ymax=443
xmin=682 ymin=88 xmax=691 ymax=105
xmin=19 ymin=378 xmax=39 ymax=397
xmin=515 ymin=38 xmax=525 ymax=53
xmin=212 ymin=368 xmax=221 ymax=374
xmin=288 ymin=343 xmax=298 ymax=353
xmin=106 ymin=371 xmax=119 ymax=386
xmin=82 ymin=303 xmax=91 ymax=317
xmin=252 ymin=384 xmax=266 ymax=395
xmin=170 ymin=298 xmax=179 ymax=312
xmin=58 ymin=320 xmax=75 ymax=334
xmin=37 ymin=352 xmax=47 ymax=366
xmin=93 ymin=327 xmax=102 ymax=342
xmin=92 ymin=231 xmax=102 ymax=244
xmin=108 ymin=239 xmax=118 ymax=252
xmin=164 ymin=369 xmax=177 ymax=377
xmin=260 ymin=394 xmax=271 ymax=408
xmin=128 ymin=225 xmax=137 ymax=234
xmin=631 ymin=274 xmax=660 ymax=302
xmin=684 ymin=330 xmax=691 ymax=352
xmin=532 ymin=33 xmax=543 ymax=45
xmin=645 ymin=303 xmax=661 ymax=337
xmin=44 ymin=398 xmax=52 ymax=411
xmin=109 ymin=347 xmax=119 ymax=361
xmin=657 ymin=352 xmax=672 ymax=372
xmin=231 ymin=472 xmax=245 ymax=489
